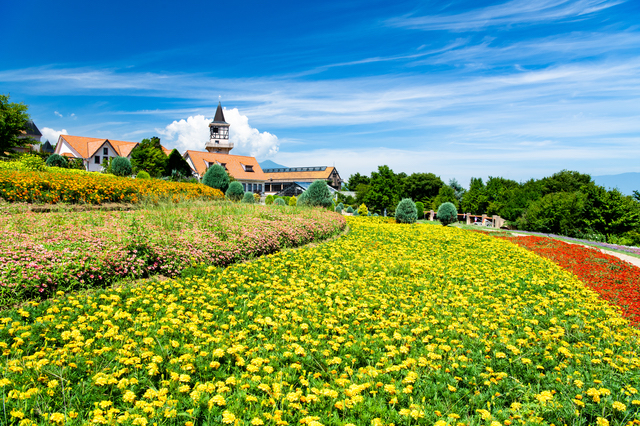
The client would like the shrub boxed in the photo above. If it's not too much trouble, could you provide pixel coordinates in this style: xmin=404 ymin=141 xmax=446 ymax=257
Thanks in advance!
xmin=265 ymin=195 xmax=275 ymax=205
xmin=395 ymin=198 xmax=418 ymax=224
xmin=346 ymin=206 xmax=354 ymax=214
xmin=283 ymin=196 xmax=291 ymax=205
xmin=253 ymin=193 xmax=260 ymax=202
xmin=202 ymin=164 xmax=229 ymax=193
xmin=225 ymin=181 xmax=244 ymax=202
xmin=335 ymin=206 xmax=343 ymax=214
xmin=111 ymin=156 xmax=133 ymax=177
xmin=19 ymin=154 xmax=45 ymax=172
xmin=358 ymin=203 xmax=368 ymax=216
xmin=242 ymin=192 xmax=255 ymax=204
xmin=45 ymin=153 xmax=67 ymax=168
xmin=274 ymin=198 xmax=285 ymax=206
xmin=415 ymin=201 xmax=425 ymax=219
xmin=297 ymin=192 xmax=308 ymax=206
xmin=304 ymin=180 xmax=333 ymax=208
xmin=437 ymin=202 xmax=458 ymax=226
xmin=136 ymin=170 xmax=151 ymax=179
xmin=289 ymin=196 xmax=297 ymax=206
xmin=354 ymin=210 xmax=359 ymax=216
xmin=337 ymin=202 xmax=344 ymax=210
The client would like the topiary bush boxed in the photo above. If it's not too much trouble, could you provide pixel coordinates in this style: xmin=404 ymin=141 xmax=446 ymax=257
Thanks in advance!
xmin=202 ymin=164 xmax=230 ymax=193
xmin=335 ymin=206 xmax=343 ymax=214
xmin=395 ymin=198 xmax=418 ymax=224
xmin=415 ymin=201 xmax=425 ymax=219
xmin=225 ymin=181 xmax=244 ymax=202
xmin=346 ymin=206 xmax=354 ymax=214
xmin=242 ymin=192 xmax=255 ymax=204
xmin=437 ymin=202 xmax=458 ymax=226
xmin=297 ymin=191 xmax=308 ymax=206
xmin=111 ymin=156 xmax=132 ymax=177
xmin=253 ymin=193 xmax=260 ymax=203
xmin=136 ymin=170 xmax=151 ymax=179
xmin=45 ymin=153 xmax=67 ymax=168
xmin=265 ymin=195 xmax=274 ymax=205
xmin=357 ymin=203 xmax=368 ymax=216
xmin=274 ymin=198 xmax=285 ymax=206
xmin=289 ymin=196 xmax=297 ymax=206
xmin=304 ymin=180 xmax=333 ymax=208
xmin=337 ymin=202 xmax=344 ymax=210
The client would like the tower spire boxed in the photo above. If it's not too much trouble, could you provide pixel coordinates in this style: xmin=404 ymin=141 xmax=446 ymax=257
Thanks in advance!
xmin=206 ymin=101 xmax=233 ymax=154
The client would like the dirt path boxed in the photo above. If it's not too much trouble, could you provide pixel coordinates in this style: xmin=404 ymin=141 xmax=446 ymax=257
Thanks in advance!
xmin=510 ymin=233 xmax=640 ymax=269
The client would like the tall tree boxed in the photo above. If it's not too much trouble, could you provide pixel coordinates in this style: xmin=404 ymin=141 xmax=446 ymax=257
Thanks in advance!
xmin=345 ymin=173 xmax=370 ymax=191
xmin=363 ymin=165 xmax=401 ymax=215
xmin=164 ymin=149 xmax=193 ymax=178
xmin=448 ymin=178 xmax=466 ymax=205
xmin=403 ymin=172 xmax=444 ymax=205
xmin=461 ymin=177 xmax=489 ymax=214
xmin=0 ymin=94 xmax=31 ymax=154
xmin=433 ymin=185 xmax=459 ymax=210
xmin=130 ymin=137 xmax=168 ymax=177
xmin=540 ymin=170 xmax=592 ymax=195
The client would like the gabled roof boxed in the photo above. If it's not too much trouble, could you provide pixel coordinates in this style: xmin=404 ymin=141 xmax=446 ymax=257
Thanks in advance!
xmin=58 ymin=135 xmax=171 ymax=159
xmin=41 ymin=140 xmax=55 ymax=153
xmin=212 ymin=102 xmax=227 ymax=124
xmin=263 ymin=166 xmax=337 ymax=181
xmin=25 ymin=121 xmax=42 ymax=137
xmin=184 ymin=150 xmax=266 ymax=181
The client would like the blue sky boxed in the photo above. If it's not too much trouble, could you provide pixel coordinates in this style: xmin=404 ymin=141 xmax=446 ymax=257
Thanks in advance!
xmin=2 ymin=0 xmax=639 ymax=186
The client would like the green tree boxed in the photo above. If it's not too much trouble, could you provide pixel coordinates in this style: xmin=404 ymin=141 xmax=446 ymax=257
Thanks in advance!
xmin=362 ymin=165 xmax=400 ymax=215
xmin=433 ymin=185 xmax=458 ymax=210
xmin=633 ymin=190 xmax=639 ymax=202
xmin=580 ymin=183 xmax=640 ymax=237
xmin=540 ymin=170 xmax=592 ymax=196
xmin=403 ymin=173 xmax=444 ymax=205
xmin=226 ymin=181 xmax=244 ymax=202
xmin=202 ymin=164 xmax=230 ymax=192
xmin=344 ymin=173 xmax=370 ymax=191
xmin=448 ymin=178 xmax=466 ymax=205
xmin=395 ymin=199 xmax=418 ymax=224
xmin=302 ymin=180 xmax=333 ymax=208
xmin=461 ymin=177 xmax=489 ymax=214
xmin=164 ymin=149 xmax=192 ymax=178
xmin=437 ymin=202 xmax=458 ymax=226
xmin=0 ymin=94 xmax=31 ymax=154
xmin=130 ymin=137 xmax=167 ymax=177
xmin=111 ymin=156 xmax=133 ymax=177
xmin=242 ymin=192 xmax=255 ymax=204
xmin=355 ymin=183 xmax=371 ymax=205
xmin=517 ymin=191 xmax=586 ymax=235
xmin=45 ymin=153 xmax=68 ymax=168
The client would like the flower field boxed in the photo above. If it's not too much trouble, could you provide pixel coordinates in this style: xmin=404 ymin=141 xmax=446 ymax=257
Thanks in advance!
xmin=0 ymin=170 xmax=224 ymax=205
xmin=1 ymin=217 xmax=638 ymax=425
xmin=497 ymin=235 xmax=640 ymax=327
xmin=0 ymin=203 xmax=346 ymax=307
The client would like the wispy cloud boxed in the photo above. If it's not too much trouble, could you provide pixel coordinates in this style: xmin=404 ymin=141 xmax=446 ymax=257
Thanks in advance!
xmin=386 ymin=0 xmax=626 ymax=31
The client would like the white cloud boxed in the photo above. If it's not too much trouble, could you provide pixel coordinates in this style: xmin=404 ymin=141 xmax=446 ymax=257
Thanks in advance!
xmin=41 ymin=127 xmax=68 ymax=144
xmin=54 ymin=111 xmax=63 ymax=117
xmin=157 ymin=108 xmax=279 ymax=158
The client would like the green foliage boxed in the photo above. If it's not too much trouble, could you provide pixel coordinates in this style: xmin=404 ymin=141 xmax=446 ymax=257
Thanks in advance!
xmin=265 ymin=195 xmax=275 ymax=205
xmin=0 ymin=94 xmax=31 ymax=154
xmin=362 ymin=165 xmax=401 ymax=215
xmin=274 ymin=198 xmax=286 ymax=206
xmin=634 ymin=190 xmax=640 ymax=202
xmin=433 ymin=185 xmax=458 ymax=210
xmin=19 ymin=154 xmax=45 ymax=171
xmin=289 ymin=196 xmax=297 ymax=206
xmin=415 ymin=201 xmax=424 ymax=219
xmin=346 ymin=206 xmax=354 ymax=213
xmin=404 ymin=173 xmax=444 ymax=206
xmin=461 ymin=177 xmax=489 ymax=214
xmin=164 ymin=149 xmax=192 ymax=178
xmin=130 ymin=137 xmax=168 ymax=177
xmin=303 ymin=180 xmax=333 ymax=208
xmin=110 ymin=156 xmax=133 ymax=177
xmin=336 ymin=202 xmax=344 ymax=210
xmin=68 ymin=157 xmax=85 ymax=170
xmin=448 ymin=178 xmax=466 ymax=205
xmin=136 ymin=171 xmax=151 ymax=179
xmin=242 ymin=192 xmax=255 ymax=203
xmin=437 ymin=202 xmax=458 ymax=226
xmin=540 ymin=170 xmax=592 ymax=196
xmin=335 ymin=206 xmax=343 ymax=214
xmin=202 ymin=164 xmax=230 ymax=192
xmin=395 ymin=198 xmax=418 ymax=224
xmin=225 ymin=181 xmax=244 ymax=202
xmin=344 ymin=172 xmax=370 ymax=191
xmin=45 ymin=153 xmax=67 ymax=168
xmin=357 ymin=203 xmax=368 ymax=216
xmin=516 ymin=191 xmax=586 ymax=235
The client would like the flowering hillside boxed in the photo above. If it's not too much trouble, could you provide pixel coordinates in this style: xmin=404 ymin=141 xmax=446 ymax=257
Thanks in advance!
xmin=0 ymin=203 xmax=346 ymax=307
xmin=1 ymin=217 xmax=637 ymax=425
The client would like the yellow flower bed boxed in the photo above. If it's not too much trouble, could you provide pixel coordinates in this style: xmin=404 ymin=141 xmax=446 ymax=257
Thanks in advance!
xmin=1 ymin=217 xmax=638 ymax=425
xmin=0 ymin=169 xmax=223 ymax=204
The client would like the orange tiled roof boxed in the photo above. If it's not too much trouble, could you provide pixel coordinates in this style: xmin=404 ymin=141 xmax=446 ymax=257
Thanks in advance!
xmin=59 ymin=135 xmax=171 ymax=158
xmin=263 ymin=167 xmax=336 ymax=181
xmin=184 ymin=151 xmax=266 ymax=181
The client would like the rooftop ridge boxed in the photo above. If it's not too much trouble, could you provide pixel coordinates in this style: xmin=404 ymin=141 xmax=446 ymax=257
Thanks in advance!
xmin=263 ymin=166 xmax=328 ymax=173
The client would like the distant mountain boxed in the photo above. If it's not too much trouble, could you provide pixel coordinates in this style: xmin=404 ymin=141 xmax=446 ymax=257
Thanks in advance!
xmin=259 ymin=160 xmax=287 ymax=169
xmin=592 ymin=172 xmax=640 ymax=196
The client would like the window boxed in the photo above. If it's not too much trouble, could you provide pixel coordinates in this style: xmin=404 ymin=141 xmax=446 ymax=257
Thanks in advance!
xmin=212 ymin=127 xmax=219 ymax=133
xmin=243 ymin=164 xmax=254 ymax=172
xmin=242 ymin=183 xmax=246 ymax=191
xmin=103 ymin=147 xmax=108 ymax=155
xmin=94 ymin=155 xmax=100 ymax=164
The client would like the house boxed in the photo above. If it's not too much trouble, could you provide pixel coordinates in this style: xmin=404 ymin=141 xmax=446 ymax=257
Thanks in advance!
xmin=54 ymin=135 xmax=170 ymax=172
xmin=263 ymin=166 xmax=342 ymax=195
xmin=183 ymin=102 xmax=266 ymax=192
xmin=13 ymin=121 xmax=43 ymax=154
xmin=184 ymin=150 xmax=266 ymax=193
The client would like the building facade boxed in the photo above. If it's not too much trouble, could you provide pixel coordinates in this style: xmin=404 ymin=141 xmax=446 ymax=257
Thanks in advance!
xmin=262 ymin=166 xmax=342 ymax=195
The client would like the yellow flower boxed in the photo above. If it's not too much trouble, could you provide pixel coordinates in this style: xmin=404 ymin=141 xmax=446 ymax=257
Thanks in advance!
xmin=596 ymin=418 xmax=609 ymax=426
xmin=251 ymin=418 xmax=264 ymax=425
xmin=611 ymin=401 xmax=626 ymax=411
xmin=222 ymin=411 xmax=236 ymax=424
xmin=49 ymin=413 xmax=65 ymax=424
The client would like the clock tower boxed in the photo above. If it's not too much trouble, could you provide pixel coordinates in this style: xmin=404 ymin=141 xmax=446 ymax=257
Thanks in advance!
xmin=206 ymin=102 xmax=233 ymax=154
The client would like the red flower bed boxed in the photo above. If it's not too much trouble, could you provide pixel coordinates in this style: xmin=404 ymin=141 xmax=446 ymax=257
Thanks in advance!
xmin=499 ymin=235 xmax=640 ymax=326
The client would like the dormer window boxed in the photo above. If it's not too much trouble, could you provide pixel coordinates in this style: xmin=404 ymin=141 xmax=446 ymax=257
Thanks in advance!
xmin=242 ymin=164 xmax=254 ymax=172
